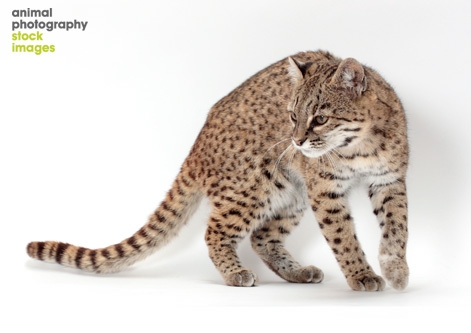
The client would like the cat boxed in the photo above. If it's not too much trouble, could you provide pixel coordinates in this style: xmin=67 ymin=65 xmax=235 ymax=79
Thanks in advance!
xmin=27 ymin=50 xmax=409 ymax=291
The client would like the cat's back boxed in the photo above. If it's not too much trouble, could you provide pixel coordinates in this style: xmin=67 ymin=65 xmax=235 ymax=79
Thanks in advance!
xmin=207 ymin=51 xmax=340 ymax=122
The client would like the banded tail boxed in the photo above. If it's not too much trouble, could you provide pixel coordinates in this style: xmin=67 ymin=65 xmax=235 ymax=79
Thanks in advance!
xmin=26 ymin=171 xmax=202 ymax=273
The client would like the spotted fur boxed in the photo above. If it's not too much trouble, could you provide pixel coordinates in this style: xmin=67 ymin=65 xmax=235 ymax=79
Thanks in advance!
xmin=27 ymin=50 xmax=409 ymax=291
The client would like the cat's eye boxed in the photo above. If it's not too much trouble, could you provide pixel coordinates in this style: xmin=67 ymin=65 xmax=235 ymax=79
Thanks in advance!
xmin=289 ymin=112 xmax=297 ymax=123
xmin=313 ymin=115 xmax=328 ymax=126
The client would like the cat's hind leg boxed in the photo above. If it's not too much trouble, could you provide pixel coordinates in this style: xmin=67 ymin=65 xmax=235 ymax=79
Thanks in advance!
xmin=250 ymin=210 xmax=323 ymax=284
xmin=205 ymin=209 xmax=258 ymax=287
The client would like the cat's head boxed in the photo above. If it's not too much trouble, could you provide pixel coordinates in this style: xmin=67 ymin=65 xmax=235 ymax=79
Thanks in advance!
xmin=287 ymin=56 xmax=370 ymax=158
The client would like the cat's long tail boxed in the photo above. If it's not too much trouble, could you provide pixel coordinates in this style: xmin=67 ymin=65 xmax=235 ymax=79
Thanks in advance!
xmin=26 ymin=169 xmax=203 ymax=273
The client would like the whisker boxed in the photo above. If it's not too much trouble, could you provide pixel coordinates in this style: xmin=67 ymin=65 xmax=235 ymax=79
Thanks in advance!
xmin=316 ymin=144 xmax=340 ymax=174
xmin=331 ymin=147 xmax=347 ymax=162
xmin=272 ymin=145 xmax=293 ymax=176
xmin=325 ymin=151 xmax=339 ymax=176
xmin=287 ymin=147 xmax=297 ymax=169
xmin=320 ymin=155 xmax=326 ymax=176
xmin=262 ymin=138 xmax=291 ymax=158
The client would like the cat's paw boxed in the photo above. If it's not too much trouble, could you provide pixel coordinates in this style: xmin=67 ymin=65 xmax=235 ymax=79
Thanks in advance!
xmin=380 ymin=256 xmax=409 ymax=291
xmin=347 ymin=272 xmax=385 ymax=291
xmin=285 ymin=265 xmax=324 ymax=284
xmin=225 ymin=269 xmax=258 ymax=287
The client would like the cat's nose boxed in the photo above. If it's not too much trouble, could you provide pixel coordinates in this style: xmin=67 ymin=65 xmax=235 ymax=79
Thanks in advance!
xmin=293 ymin=138 xmax=306 ymax=147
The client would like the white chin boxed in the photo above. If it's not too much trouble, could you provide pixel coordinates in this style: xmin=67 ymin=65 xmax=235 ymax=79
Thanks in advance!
xmin=299 ymin=148 xmax=325 ymax=158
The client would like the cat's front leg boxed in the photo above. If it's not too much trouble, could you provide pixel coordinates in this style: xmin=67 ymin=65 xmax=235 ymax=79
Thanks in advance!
xmin=369 ymin=180 xmax=409 ymax=290
xmin=310 ymin=187 xmax=385 ymax=291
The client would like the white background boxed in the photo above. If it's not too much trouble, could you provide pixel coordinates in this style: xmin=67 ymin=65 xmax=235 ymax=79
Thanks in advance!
xmin=1 ymin=0 xmax=470 ymax=331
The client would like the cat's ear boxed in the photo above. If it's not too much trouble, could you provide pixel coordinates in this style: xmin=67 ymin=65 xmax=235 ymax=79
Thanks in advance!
xmin=288 ymin=57 xmax=311 ymax=84
xmin=332 ymin=58 xmax=367 ymax=99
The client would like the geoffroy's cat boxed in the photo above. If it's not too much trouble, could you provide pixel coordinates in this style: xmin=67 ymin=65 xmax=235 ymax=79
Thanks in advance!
xmin=27 ymin=50 xmax=409 ymax=291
